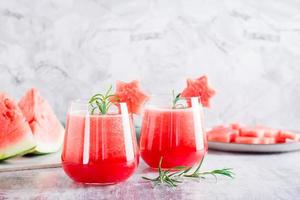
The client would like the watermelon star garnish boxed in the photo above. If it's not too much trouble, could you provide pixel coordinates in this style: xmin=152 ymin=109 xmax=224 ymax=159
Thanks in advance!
xmin=181 ymin=75 xmax=216 ymax=107
xmin=114 ymin=80 xmax=149 ymax=114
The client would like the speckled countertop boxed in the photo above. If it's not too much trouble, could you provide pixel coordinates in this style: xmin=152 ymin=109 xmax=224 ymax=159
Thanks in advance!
xmin=1 ymin=150 xmax=300 ymax=200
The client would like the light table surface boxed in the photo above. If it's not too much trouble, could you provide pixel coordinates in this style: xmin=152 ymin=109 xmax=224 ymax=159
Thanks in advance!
xmin=0 ymin=150 xmax=299 ymax=200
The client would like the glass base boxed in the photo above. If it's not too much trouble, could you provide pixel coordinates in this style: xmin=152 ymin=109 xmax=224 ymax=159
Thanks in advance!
xmin=78 ymin=182 xmax=117 ymax=186
xmin=150 ymin=167 xmax=186 ymax=171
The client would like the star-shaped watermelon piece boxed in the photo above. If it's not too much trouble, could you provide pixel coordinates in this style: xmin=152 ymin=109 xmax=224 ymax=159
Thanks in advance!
xmin=114 ymin=80 xmax=149 ymax=114
xmin=181 ymin=75 xmax=216 ymax=107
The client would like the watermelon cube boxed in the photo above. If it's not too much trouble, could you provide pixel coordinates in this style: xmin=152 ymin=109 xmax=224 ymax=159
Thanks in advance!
xmin=207 ymin=127 xmax=238 ymax=143
xmin=278 ymin=131 xmax=300 ymax=143
xmin=235 ymin=136 xmax=276 ymax=144
xmin=240 ymin=127 xmax=264 ymax=138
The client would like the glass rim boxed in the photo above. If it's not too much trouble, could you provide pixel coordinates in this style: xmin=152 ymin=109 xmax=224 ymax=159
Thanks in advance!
xmin=71 ymin=98 xmax=89 ymax=105
xmin=68 ymin=99 xmax=130 ymax=116
xmin=70 ymin=99 xmax=132 ymax=105
xmin=148 ymin=94 xmax=201 ymax=99
xmin=144 ymin=105 xmax=194 ymax=111
xmin=68 ymin=110 xmax=127 ymax=117
xmin=145 ymin=96 xmax=203 ymax=110
xmin=70 ymin=95 xmax=201 ymax=101
xmin=70 ymin=99 xmax=130 ymax=107
xmin=69 ymin=96 xmax=202 ymax=111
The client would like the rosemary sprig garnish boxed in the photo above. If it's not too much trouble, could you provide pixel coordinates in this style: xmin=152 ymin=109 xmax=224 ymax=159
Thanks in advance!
xmin=88 ymin=85 xmax=117 ymax=115
xmin=172 ymin=90 xmax=182 ymax=109
xmin=142 ymin=158 xmax=183 ymax=187
xmin=142 ymin=157 xmax=234 ymax=187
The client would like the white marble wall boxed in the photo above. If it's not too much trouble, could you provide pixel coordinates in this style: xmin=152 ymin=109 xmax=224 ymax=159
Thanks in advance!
xmin=0 ymin=0 xmax=300 ymax=129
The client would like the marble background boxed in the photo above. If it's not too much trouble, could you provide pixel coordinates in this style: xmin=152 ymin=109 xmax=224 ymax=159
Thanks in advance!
xmin=0 ymin=0 xmax=299 ymax=129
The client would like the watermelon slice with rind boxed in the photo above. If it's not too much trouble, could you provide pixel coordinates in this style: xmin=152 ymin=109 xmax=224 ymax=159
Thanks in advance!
xmin=0 ymin=93 xmax=36 ymax=160
xmin=181 ymin=75 xmax=216 ymax=107
xmin=114 ymin=80 xmax=149 ymax=114
xmin=19 ymin=88 xmax=65 ymax=154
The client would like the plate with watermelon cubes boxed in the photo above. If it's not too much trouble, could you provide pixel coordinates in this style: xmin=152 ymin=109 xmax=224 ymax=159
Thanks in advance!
xmin=207 ymin=123 xmax=300 ymax=153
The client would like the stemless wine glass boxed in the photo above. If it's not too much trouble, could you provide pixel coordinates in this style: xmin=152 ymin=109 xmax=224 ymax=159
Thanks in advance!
xmin=139 ymin=95 xmax=207 ymax=169
xmin=61 ymin=100 xmax=139 ymax=184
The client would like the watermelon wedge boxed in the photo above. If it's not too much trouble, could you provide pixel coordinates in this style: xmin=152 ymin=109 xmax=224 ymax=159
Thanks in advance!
xmin=114 ymin=80 xmax=149 ymax=114
xmin=0 ymin=93 xmax=36 ymax=160
xmin=18 ymin=88 xmax=64 ymax=154
xmin=181 ymin=75 xmax=216 ymax=107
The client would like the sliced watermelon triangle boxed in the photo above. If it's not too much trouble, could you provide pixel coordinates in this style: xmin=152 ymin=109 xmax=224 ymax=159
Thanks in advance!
xmin=18 ymin=88 xmax=65 ymax=154
xmin=0 ymin=93 xmax=36 ymax=160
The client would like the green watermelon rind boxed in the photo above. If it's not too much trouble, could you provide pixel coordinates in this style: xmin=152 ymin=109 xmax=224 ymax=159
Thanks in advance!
xmin=0 ymin=139 xmax=36 ymax=161
xmin=31 ymin=129 xmax=65 ymax=154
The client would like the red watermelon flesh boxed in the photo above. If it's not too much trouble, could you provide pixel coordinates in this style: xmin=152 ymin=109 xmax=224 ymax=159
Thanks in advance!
xmin=261 ymin=128 xmax=280 ymax=138
xmin=0 ymin=93 xmax=36 ymax=160
xmin=18 ymin=88 xmax=64 ymax=154
xmin=255 ymin=126 xmax=281 ymax=142
xmin=207 ymin=127 xmax=238 ymax=143
xmin=230 ymin=123 xmax=246 ymax=131
xmin=210 ymin=123 xmax=300 ymax=144
xmin=207 ymin=132 xmax=237 ymax=143
xmin=239 ymin=127 xmax=264 ymax=138
xmin=235 ymin=136 xmax=276 ymax=144
xmin=181 ymin=75 xmax=216 ymax=107
xmin=241 ymin=126 xmax=282 ymax=142
xmin=278 ymin=131 xmax=300 ymax=143
xmin=114 ymin=80 xmax=149 ymax=114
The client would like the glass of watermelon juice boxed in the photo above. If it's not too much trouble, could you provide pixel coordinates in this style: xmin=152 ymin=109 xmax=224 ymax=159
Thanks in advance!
xmin=61 ymin=100 xmax=139 ymax=184
xmin=140 ymin=95 xmax=207 ymax=169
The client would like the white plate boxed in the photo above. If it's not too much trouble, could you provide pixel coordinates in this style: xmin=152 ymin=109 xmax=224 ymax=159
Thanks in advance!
xmin=208 ymin=141 xmax=300 ymax=153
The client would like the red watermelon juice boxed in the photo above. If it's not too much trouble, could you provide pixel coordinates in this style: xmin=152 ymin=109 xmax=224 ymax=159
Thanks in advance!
xmin=62 ymin=111 xmax=139 ymax=184
xmin=140 ymin=97 xmax=207 ymax=169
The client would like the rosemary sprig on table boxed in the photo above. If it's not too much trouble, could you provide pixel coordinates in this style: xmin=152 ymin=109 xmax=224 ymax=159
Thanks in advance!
xmin=172 ymin=90 xmax=183 ymax=109
xmin=142 ymin=158 xmax=183 ymax=187
xmin=88 ymin=85 xmax=117 ymax=115
xmin=142 ymin=157 xmax=234 ymax=187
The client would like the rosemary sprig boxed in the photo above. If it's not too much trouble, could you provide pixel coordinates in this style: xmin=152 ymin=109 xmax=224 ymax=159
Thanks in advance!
xmin=172 ymin=90 xmax=182 ymax=109
xmin=88 ymin=85 xmax=117 ymax=115
xmin=184 ymin=168 xmax=234 ymax=180
xmin=142 ymin=157 xmax=183 ymax=187
xmin=142 ymin=156 xmax=234 ymax=187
